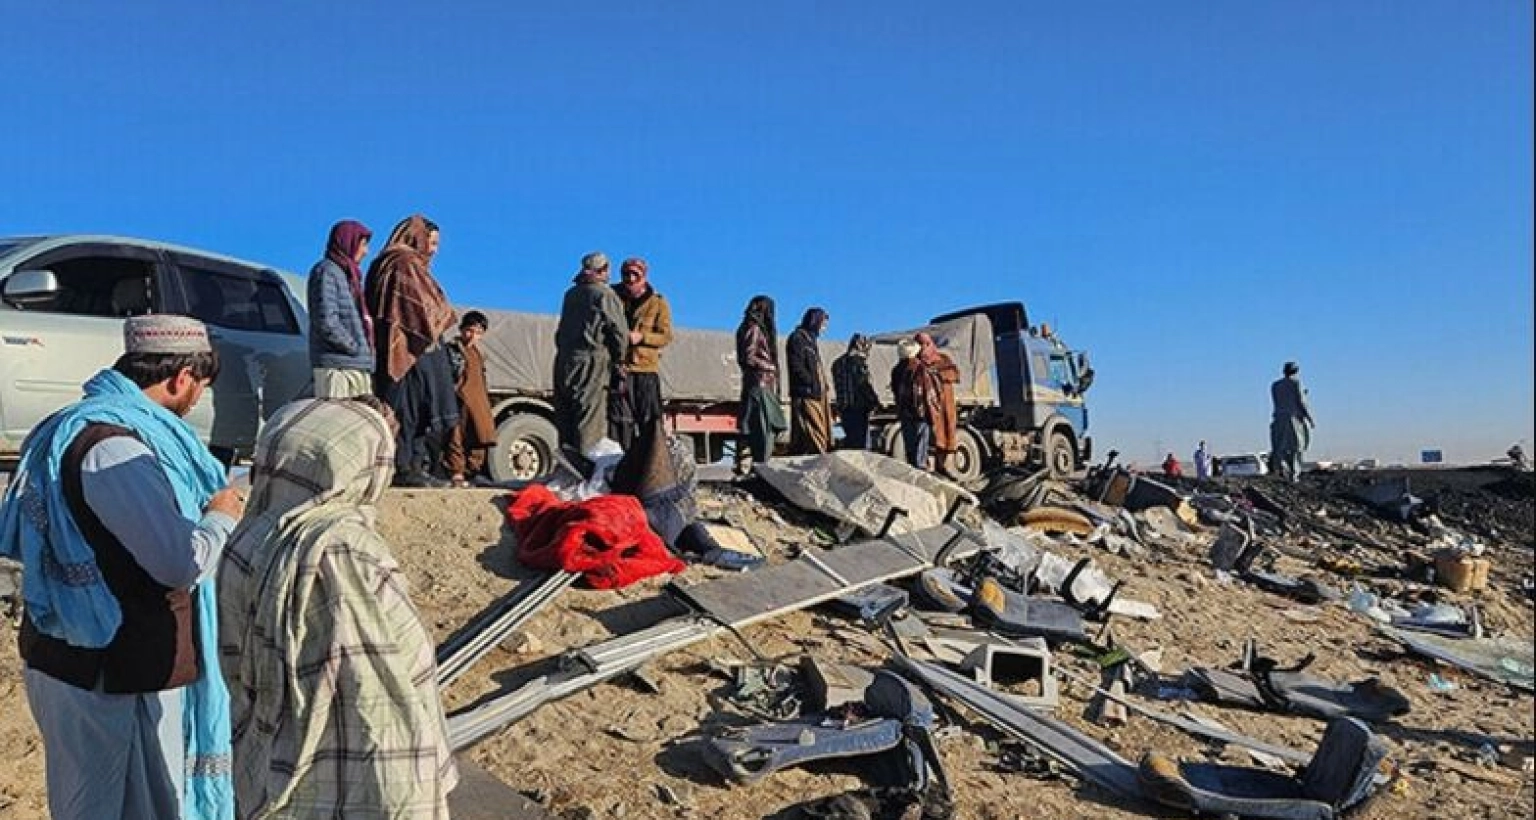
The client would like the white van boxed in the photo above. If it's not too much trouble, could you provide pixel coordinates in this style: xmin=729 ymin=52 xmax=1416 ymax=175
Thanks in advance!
xmin=0 ymin=235 xmax=310 ymax=465
xmin=1214 ymin=453 xmax=1269 ymax=477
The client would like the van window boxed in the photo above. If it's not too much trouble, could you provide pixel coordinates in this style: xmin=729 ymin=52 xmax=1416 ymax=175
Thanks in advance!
xmin=174 ymin=263 xmax=299 ymax=334
xmin=10 ymin=254 xmax=157 ymax=318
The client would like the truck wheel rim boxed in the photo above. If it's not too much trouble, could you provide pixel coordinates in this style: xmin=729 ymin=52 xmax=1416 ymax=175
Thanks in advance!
xmin=507 ymin=439 xmax=544 ymax=480
xmin=1052 ymin=444 xmax=1073 ymax=475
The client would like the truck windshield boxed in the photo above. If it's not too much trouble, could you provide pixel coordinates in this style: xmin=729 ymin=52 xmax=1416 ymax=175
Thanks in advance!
xmin=1048 ymin=354 xmax=1073 ymax=387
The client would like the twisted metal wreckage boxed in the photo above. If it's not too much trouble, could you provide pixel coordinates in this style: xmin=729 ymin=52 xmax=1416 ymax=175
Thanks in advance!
xmin=430 ymin=479 xmax=1397 ymax=820
xmin=440 ymin=502 xmax=984 ymax=749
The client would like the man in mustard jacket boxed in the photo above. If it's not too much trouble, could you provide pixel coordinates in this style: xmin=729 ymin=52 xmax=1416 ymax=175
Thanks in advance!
xmin=613 ymin=257 xmax=674 ymax=449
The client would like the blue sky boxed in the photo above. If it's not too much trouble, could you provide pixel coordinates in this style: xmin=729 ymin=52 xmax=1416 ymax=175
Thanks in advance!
xmin=3 ymin=1 xmax=1531 ymax=465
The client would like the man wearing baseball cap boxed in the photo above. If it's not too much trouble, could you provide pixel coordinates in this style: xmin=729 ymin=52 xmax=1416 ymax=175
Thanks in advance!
xmin=0 ymin=314 xmax=243 ymax=820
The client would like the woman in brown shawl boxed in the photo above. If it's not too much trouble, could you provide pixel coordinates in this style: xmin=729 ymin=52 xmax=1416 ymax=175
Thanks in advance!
xmin=735 ymin=295 xmax=786 ymax=472
xmin=915 ymin=332 xmax=961 ymax=475
xmin=364 ymin=215 xmax=459 ymax=486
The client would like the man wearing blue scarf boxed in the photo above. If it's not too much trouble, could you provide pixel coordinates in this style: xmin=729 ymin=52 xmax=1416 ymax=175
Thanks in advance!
xmin=0 ymin=314 xmax=243 ymax=820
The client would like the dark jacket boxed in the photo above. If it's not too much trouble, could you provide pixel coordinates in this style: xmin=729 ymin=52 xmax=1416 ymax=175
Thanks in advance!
xmin=831 ymin=352 xmax=879 ymax=413
xmin=307 ymin=258 xmax=374 ymax=371
xmin=786 ymin=327 xmax=825 ymax=400
xmin=891 ymin=359 xmax=929 ymax=422
xmin=736 ymin=321 xmax=778 ymax=391
xmin=1270 ymin=375 xmax=1313 ymax=425
xmin=555 ymin=281 xmax=629 ymax=364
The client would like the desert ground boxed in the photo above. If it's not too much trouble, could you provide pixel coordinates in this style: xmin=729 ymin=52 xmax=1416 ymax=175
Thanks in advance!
xmin=2 ymin=469 xmax=1532 ymax=819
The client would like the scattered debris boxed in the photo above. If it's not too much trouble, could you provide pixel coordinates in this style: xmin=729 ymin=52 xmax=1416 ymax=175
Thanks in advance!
xmin=958 ymin=638 xmax=1059 ymax=710
xmin=1380 ymin=628 xmax=1536 ymax=692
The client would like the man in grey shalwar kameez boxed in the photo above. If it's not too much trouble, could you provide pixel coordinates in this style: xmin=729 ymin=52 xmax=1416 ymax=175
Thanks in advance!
xmin=554 ymin=252 xmax=630 ymax=461
xmin=1269 ymin=361 xmax=1314 ymax=482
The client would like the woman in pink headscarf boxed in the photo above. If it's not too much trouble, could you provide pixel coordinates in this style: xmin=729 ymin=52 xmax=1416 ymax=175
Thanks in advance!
xmin=306 ymin=220 xmax=374 ymax=398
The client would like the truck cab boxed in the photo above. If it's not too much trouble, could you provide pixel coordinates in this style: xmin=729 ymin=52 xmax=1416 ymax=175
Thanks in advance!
xmin=931 ymin=302 xmax=1093 ymax=479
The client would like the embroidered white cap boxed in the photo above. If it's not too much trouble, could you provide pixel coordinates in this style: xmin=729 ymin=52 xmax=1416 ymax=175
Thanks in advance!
xmin=123 ymin=314 xmax=213 ymax=355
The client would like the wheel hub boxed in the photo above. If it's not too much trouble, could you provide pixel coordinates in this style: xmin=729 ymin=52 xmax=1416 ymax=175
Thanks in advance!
xmin=507 ymin=440 xmax=541 ymax=480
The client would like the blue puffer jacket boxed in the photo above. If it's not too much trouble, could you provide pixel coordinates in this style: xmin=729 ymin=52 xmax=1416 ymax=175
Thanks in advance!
xmin=306 ymin=258 xmax=374 ymax=371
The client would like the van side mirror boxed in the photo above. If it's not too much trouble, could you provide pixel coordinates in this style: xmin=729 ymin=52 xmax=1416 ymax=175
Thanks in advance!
xmin=2 ymin=270 xmax=61 ymax=308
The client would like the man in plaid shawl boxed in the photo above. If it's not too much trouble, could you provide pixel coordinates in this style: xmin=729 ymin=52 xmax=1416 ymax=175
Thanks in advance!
xmin=217 ymin=398 xmax=456 ymax=818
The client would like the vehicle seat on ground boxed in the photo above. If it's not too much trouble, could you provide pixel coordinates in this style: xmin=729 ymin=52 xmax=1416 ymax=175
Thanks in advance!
xmin=1137 ymin=717 xmax=1388 ymax=820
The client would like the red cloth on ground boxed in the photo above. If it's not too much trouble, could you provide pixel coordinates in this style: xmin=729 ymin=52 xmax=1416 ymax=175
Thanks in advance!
xmin=508 ymin=484 xmax=685 ymax=589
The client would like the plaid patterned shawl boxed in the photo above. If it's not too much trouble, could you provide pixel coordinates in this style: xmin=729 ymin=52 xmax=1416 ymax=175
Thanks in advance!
xmin=217 ymin=399 xmax=456 ymax=819
xmin=364 ymin=215 xmax=456 ymax=383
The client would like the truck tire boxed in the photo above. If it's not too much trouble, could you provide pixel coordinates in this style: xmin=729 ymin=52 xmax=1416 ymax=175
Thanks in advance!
xmin=1045 ymin=429 xmax=1076 ymax=480
xmin=945 ymin=428 xmax=985 ymax=484
xmin=488 ymin=413 xmax=560 ymax=483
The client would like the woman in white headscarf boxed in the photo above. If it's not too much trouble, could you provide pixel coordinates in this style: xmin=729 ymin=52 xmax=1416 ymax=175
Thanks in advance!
xmin=217 ymin=397 xmax=456 ymax=819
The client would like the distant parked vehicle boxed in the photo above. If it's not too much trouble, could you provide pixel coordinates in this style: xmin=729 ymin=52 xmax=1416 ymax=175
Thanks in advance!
xmin=1 ymin=234 xmax=311 ymax=466
xmin=1215 ymin=452 xmax=1269 ymax=477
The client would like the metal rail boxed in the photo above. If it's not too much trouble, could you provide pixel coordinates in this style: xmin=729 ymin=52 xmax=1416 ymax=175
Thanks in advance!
xmin=436 ymin=571 xmax=580 ymax=689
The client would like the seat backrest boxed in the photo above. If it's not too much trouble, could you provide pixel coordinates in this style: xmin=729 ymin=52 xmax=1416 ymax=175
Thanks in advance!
xmin=111 ymin=277 xmax=150 ymax=316
xmin=1300 ymin=717 xmax=1388 ymax=809
xmin=864 ymin=669 xmax=934 ymax=728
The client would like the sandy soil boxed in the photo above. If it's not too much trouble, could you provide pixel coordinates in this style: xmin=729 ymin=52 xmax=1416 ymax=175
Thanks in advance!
xmin=2 ymin=478 xmax=1532 ymax=820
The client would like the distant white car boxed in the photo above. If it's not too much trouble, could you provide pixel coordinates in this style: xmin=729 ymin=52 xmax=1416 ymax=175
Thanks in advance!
xmin=1215 ymin=453 xmax=1269 ymax=477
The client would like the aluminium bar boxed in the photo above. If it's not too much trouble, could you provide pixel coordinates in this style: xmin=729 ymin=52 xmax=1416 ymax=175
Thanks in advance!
xmin=436 ymin=571 xmax=580 ymax=688
xmin=890 ymin=653 xmax=1146 ymax=802
xmin=1052 ymin=666 xmax=1310 ymax=765
xmin=573 ymin=616 xmax=717 ymax=674
xmin=799 ymin=548 xmax=853 ymax=587
xmin=449 ymin=620 xmax=721 ymax=749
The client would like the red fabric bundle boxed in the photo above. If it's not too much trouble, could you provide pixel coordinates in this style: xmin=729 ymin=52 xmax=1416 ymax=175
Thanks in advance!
xmin=508 ymin=484 xmax=685 ymax=589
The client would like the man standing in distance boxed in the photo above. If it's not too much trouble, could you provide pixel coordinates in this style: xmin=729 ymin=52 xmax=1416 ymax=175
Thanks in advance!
xmin=615 ymin=257 xmax=673 ymax=450
xmin=1269 ymin=361 xmax=1314 ymax=482
xmin=735 ymin=295 xmax=785 ymax=473
xmin=553 ymin=251 xmax=629 ymax=461
xmin=364 ymin=215 xmax=459 ymax=487
xmin=443 ymin=311 xmax=496 ymax=486
xmin=830 ymin=333 xmax=879 ymax=450
xmin=786 ymin=307 xmax=833 ymax=455
xmin=891 ymin=339 xmax=931 ymax=470
xmin=915 ymin=332 xmax=961 ymax=476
